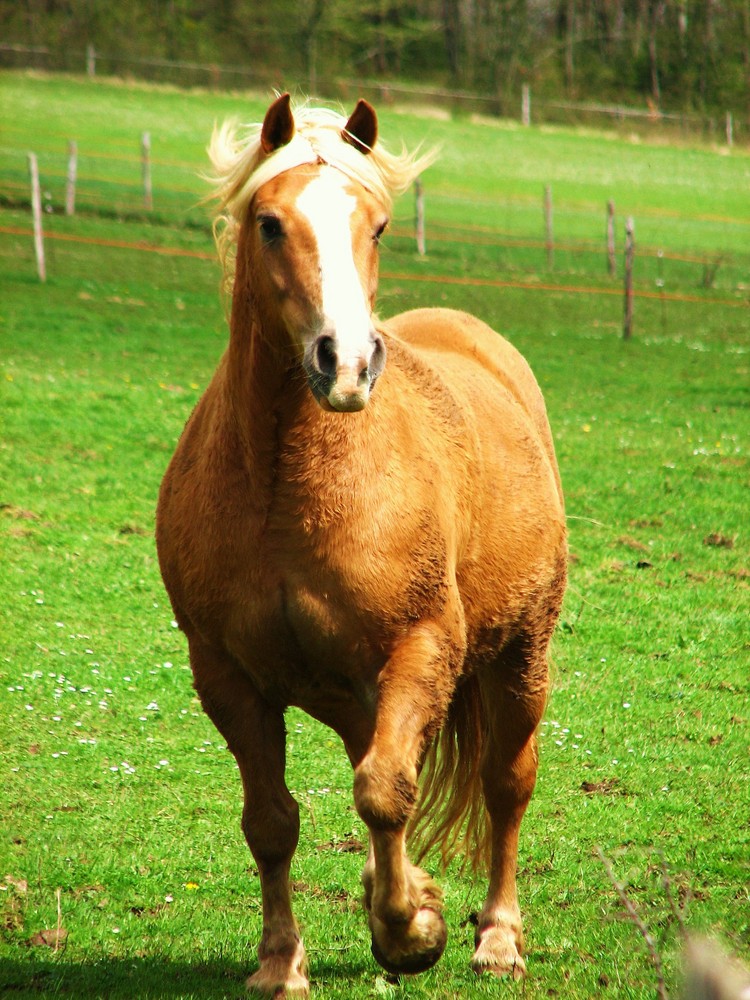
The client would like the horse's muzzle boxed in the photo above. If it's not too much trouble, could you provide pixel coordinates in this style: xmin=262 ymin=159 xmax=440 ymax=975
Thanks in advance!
xmin=304 ymin=331 xmax=386 ymax=412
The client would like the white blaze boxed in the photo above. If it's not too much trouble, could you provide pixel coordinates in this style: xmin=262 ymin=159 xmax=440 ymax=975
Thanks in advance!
xmin=295 ymin=170 xmax=373 ymax=366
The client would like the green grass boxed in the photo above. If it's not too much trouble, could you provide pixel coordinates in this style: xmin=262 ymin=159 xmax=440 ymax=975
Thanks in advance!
xmin=1 ymin=71 xmax=749 ymax=999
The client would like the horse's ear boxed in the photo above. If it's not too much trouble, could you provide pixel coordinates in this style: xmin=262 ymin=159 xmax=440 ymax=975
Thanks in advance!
xmin=261 ymin=93 xmax=295 ymax=154
xmin=343 ymin=99 xmax=378 ymax=154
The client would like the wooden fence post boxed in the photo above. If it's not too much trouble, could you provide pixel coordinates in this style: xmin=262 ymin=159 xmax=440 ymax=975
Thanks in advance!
xmin=623 ymin=217 xmax=635 ymax=340
xmin=65 ymin=140 xmax=77 ymax=216
xmin=86 ymin=44 xmax=96 ymax=77
xmin=28 ymin=153 xmax=46 ymax=282
xmin=415 ymin=178 xmax=425 ymax=256
xmin=521 ymin=84 xmax=531 ymax=126
xmin=544 ymin=185 xmax=553 ymax=270
xmin=656 ymin=248 xmax=666 ymax=334
xmin=141 ymin=131 xmax=153 ymax=211
xmin=726 ymin=111 xmax=734 ymax=147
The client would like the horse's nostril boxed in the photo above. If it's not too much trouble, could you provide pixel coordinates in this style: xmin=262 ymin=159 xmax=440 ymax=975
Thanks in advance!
xmin=314 ymin=335 xmax=337 ymax=379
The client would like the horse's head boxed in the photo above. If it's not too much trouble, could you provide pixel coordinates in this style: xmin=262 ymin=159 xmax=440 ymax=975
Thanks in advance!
xmin=249 ymin=95 xmax=389 ymax=412
xmin=212 ymin=95 xmax=431 ymax=414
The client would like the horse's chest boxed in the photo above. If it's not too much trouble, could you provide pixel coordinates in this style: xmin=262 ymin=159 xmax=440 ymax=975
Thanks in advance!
xmin=184 ymin=429 xmax=454 ymax=704
xmin=223 ymin=559 xmax=385 ymax=714
xmin=269 ymin=478 xmax=449 ymax=631
xmin=222 ymin=492 xmax=448 ymax=705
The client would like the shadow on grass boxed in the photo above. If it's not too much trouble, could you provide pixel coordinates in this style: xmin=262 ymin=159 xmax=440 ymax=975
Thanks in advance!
xmin=0 ymin=953 xmax=373 ymax=999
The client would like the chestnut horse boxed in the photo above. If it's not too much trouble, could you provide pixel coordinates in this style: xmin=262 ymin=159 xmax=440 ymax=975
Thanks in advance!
xmin=156 ymin=94 xmax=566 ymax=996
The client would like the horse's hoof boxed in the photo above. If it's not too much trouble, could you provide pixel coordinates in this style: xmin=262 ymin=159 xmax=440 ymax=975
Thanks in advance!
xmin=369 ymin=906 xmax=447 ymax=976
xmin=246 ymin=941 xmax=310 ymax=997
xmin=471 ymin=925 xmax=526 ymax=980
xmin=246 ymin=969 xmax=309 ymax=998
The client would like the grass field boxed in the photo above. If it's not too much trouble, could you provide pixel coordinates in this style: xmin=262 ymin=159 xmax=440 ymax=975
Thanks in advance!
xmin=1 ymin=72 xmax=748 ymax=999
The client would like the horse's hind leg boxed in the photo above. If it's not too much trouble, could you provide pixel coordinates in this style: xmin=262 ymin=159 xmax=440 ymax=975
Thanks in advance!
xmin=188 ymin=639 xmax=308 ymax=998
xmin=471 ymin=633 xmax=550 ymax=980
xmin=352 ymin=622 xmax=457 ymax=976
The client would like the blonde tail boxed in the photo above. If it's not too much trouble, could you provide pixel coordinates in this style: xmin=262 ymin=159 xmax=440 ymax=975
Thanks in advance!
xmin=408 ymin=675 xmax=490 ymax=872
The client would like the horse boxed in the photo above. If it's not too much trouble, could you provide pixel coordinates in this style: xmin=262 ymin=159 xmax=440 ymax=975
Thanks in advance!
xmin=156 ymin=93 xmax=567 ymax=996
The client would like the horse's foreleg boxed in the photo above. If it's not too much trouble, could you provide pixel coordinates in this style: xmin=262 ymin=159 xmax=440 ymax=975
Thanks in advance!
xmin=472 ymin=643 xmax=549 ymax=980
xmin=353 ymin=624 xmax=456 ymax=975
xmin=189 ymin=640 xmax=308 ymax=998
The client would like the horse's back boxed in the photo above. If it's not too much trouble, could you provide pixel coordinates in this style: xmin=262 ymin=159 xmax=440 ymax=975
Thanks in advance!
xmin=383 ymin=307 xmax=563 ymax=503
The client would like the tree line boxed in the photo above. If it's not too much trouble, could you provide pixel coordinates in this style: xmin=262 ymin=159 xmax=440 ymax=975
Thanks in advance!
xmin=2 ymin=0 xmax=749 ymax=118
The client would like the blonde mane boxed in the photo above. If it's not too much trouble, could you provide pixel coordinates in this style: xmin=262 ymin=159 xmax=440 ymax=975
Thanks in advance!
xmin=207 ymin=100 xmax=436 ymax=290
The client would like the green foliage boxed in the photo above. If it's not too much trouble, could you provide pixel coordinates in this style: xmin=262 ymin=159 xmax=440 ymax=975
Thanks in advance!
xmin=0 ymin=73 xmax=748 ymax=999
xmin=1 ymin=1 xmax=749 ymax=117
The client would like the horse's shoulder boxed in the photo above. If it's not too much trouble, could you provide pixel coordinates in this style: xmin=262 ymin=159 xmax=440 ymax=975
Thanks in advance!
xmin=383 ymin=307 xmax=540 ymax=410
xmin=386 ymin=304 xmax=520 ymax=357
xmin=382 ymin=308 xmax=562 ymax=502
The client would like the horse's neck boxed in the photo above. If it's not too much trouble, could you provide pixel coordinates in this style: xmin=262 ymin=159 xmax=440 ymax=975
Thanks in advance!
xmin=221 ymin=245 xmax=373 ymax=481
xmin=222 ymin=275 xmax=311 ymax=471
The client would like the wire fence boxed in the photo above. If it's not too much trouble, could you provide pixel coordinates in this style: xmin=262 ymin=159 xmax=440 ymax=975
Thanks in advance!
xmin=3 ymin=182 xmax=748 ymax=313
xmin=2 ymin=42 xmax=747 ymax=147
xmin=3 ymin=200 xmax=747 ymax=321
xmin=1 ymin=78 xmax=749 ymax=315
xmin=5 ymin=219 xmax=747 ymax=325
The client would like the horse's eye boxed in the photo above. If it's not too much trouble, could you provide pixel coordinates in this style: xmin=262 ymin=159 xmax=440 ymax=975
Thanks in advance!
xmin=374 ymin=220 xmax=389 ymax=244
xmin=258 ymin=214 xmax=283 ymax=243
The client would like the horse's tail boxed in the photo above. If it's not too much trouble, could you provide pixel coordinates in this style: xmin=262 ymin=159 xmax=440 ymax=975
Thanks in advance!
xmin=408 ymin=674 xmax=490 ymax=872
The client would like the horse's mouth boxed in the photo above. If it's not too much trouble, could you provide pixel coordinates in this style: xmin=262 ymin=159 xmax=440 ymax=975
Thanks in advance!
xmin=313 ymin=385 xmax=369 ymax=413
xmin=303 ymin=330 xmax=385 ymax=413
xmin=305 ymin=370 xmax=375 ymax=413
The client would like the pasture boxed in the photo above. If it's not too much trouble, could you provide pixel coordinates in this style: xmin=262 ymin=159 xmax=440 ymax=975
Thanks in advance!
xmin=1 ymin=72 xmax=748 ymax=999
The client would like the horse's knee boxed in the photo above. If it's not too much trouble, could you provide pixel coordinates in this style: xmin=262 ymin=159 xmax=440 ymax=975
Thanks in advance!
xmin=242 ymin=795 xmax=300 ymax=866
xmin=354 ymin=755 xmax=417 ymax=830
xmin=481 ymin=734 xmax=539 ymax=808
